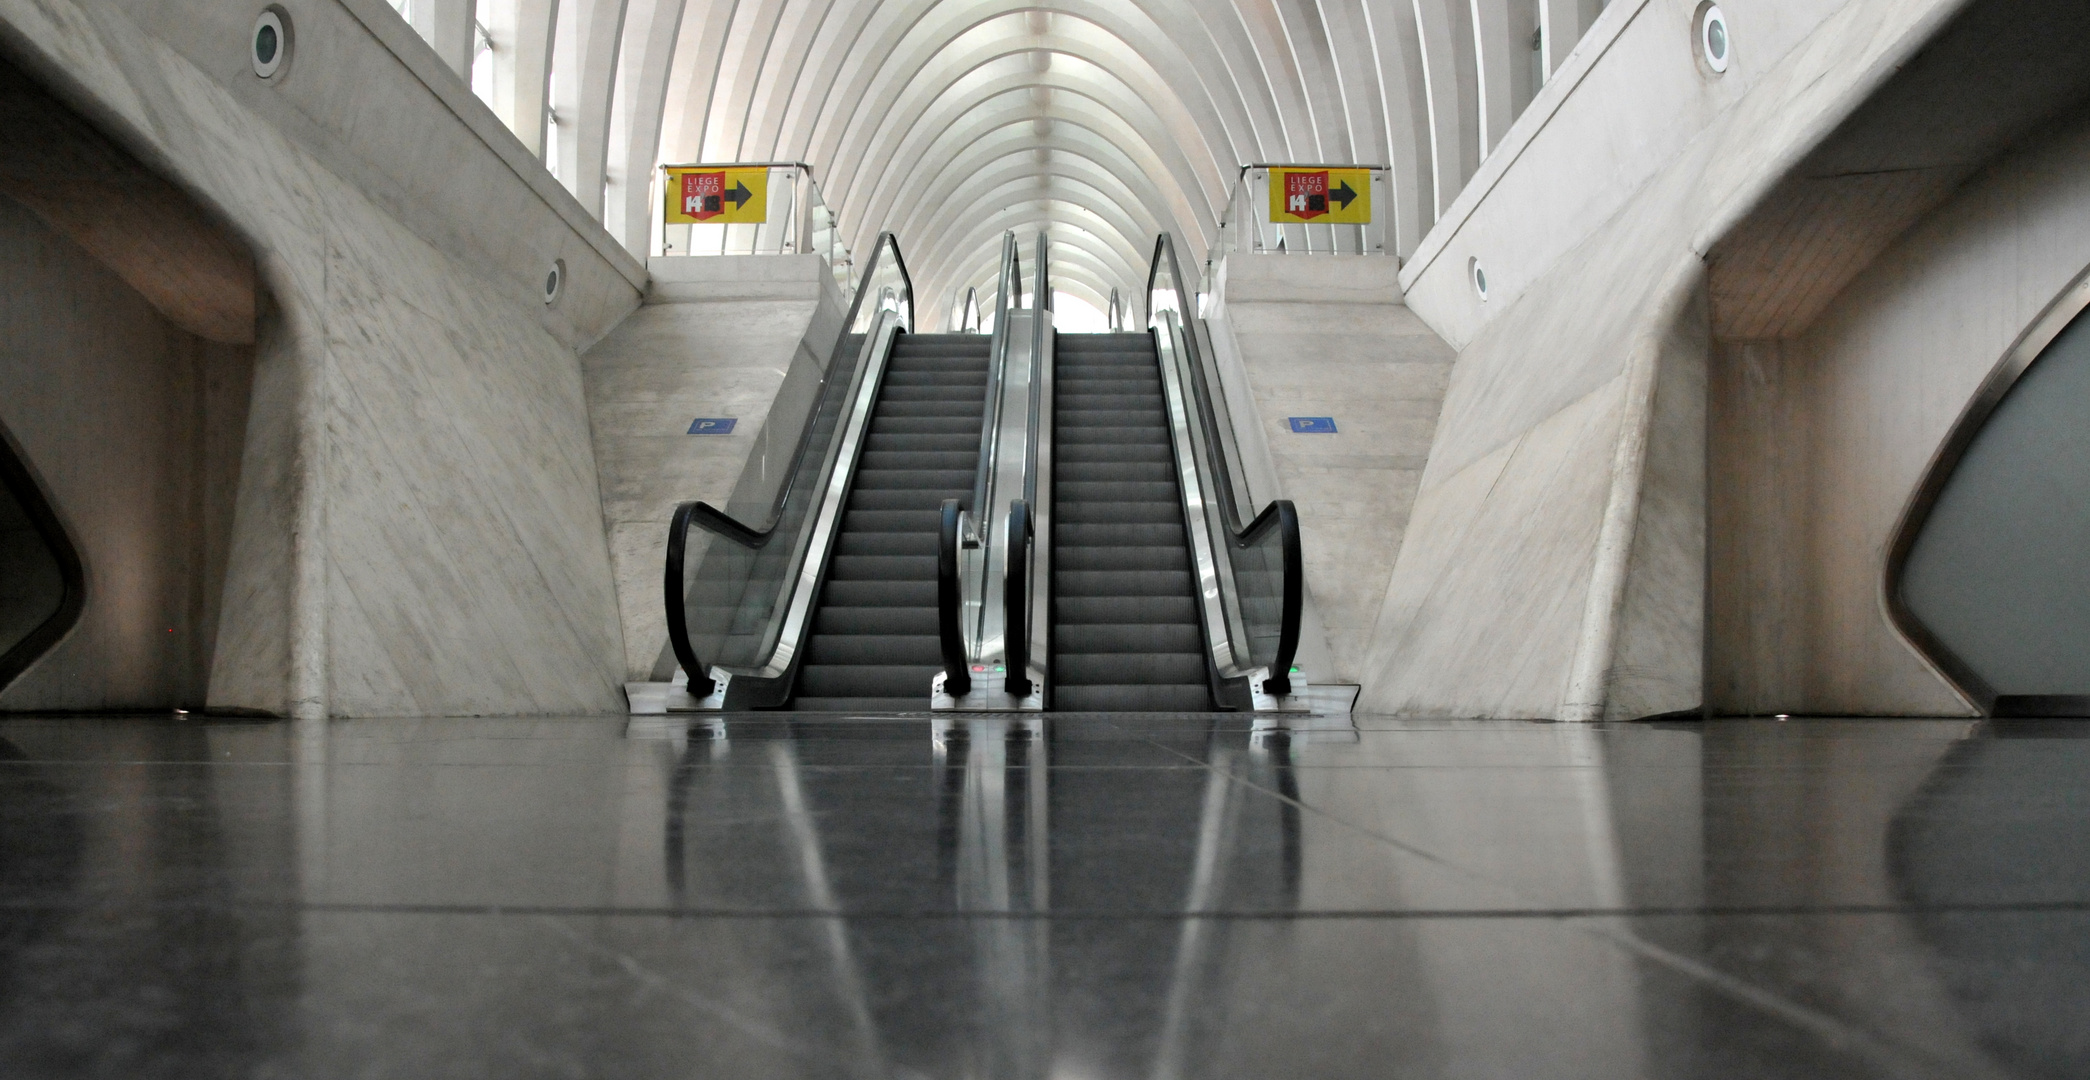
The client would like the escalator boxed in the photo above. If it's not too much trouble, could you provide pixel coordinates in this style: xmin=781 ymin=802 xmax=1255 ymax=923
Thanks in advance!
xmin=932 ymin=231 xmax=1304 ymax=714
xmin=794 ymin=334 xmax=989 ymax=709
xmin=666 ymin=230 xmax=1303 ymax=716
xmin=1051 ymin=334 xmax=1211 ymax=710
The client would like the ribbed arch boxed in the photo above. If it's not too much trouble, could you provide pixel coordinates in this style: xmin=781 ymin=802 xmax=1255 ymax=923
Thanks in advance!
xmin=939 ymin=216 xmax=1143 ymax=301
xmin=820 ymin=16 xmax=1233 ymax=207
xmin=440 ymin=0 xmax=1609 ymax=282
xmin=900 ymin=149 xmax=1170 ymax=263
xmin=914 ymin=179 xmax=1152 ymax=303
xmin=920 ymin=200 xmax=1147 ymax=295
xmin=865 ymin=96 xmax=1212 ymax=250
xmin=818 ymin=18 xmax=1216 ymax=224
xmin=910 ymin=170 xmax=1174 ymax=300
xmin=841 ymin=73 xmax=1211 ymax=259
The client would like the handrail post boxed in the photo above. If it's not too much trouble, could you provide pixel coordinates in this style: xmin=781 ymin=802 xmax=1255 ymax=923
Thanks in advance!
xmin=663 ymin=501 xmax=714 ymax=698
xmin=938 ymin=498 xmax=971 ymax=696
xmin=793 ymin=164 xmax=813 ymax=255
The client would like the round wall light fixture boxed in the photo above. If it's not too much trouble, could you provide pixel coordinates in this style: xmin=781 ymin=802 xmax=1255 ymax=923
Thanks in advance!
xmin=1696 ymin=3 xmax=1731 ymax=74
xmin=252 ymin=8 xmax=291 ymax=79
xmin=1469 ymin=257 xmax=1489 ymax=301
xmin=544 ymin=259 xmax=566 ymax=305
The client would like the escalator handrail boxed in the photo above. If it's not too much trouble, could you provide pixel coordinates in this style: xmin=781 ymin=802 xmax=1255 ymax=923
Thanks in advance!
xmin=1004 ymin=499 xmax=1034 ymax=696
xmin=1145 ymin=233 xmax=1257 ymax=538
xmin=938 ymin=498 xmax=970 ymax=697
xmin=683 ymin=232 xmax=911 ymax=550
xmin=663 ymin=500 xmax=713 ymax=696
xmin=1146 ymin=232 xmax=1304 ymax=695
xmin=1024 ymin=232 xmax=1050 ymax=508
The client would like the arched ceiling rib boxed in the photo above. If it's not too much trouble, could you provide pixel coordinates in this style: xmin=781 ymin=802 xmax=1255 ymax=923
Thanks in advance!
xmin=439 ymin=0 xmax=1603 ymax=322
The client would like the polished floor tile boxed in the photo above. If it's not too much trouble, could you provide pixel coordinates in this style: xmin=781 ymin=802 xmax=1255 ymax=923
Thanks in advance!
xmin=1 ymin=713 xmax=2086 ymax=1077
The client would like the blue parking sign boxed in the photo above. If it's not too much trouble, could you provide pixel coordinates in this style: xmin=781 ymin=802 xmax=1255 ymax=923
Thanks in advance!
xmin=1288 ymin=417 xmax=1337 ymax=433
xmin=687 ymin=418 xmax=737 ymax=435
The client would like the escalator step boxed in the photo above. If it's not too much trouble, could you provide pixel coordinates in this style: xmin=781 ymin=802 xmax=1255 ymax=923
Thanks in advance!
xmin=1054 ymin=545 xmax=1189 ymax=571
xmin=1056 ymin=623 xmax=1202 ymax=653
xmin=797 ymin=664 xmax=943 ymax=698
xmin=815 ymin=606 xmax=939 ymax=635
xmin=836 ymin=532 xmax=938 ymax=557
xmin=1054 ymin=523 xmax=1185 ymax=547
xmin=1058 ymin=481 xmax=1180 ymax=503
xmin=848 ymin=489 xmax=969 ymax=512
xmin=804 ymin=634 xmax=942 ymax=666
xmin=1057 ymin=461 xmax=1175 ymax=483
xmin=849 ymin=468 xmax=975 ymax=490
xmin=1056 ymin=569 xmax=1197 ymax=598
xmin=1054 ymin=595 xmax=1199 ymax=625
xmin=790 ymin=697 xmax=935 ymax=713
xmin=1056 ymin=501 xmax=1182 ymax=525
xmin=1055 ymin=652 xmax=1207 ymax=685
xmin=827 ymin=555 xmax=936 ymax=581
xmin=1052 ymin=684 xmax=1213 ymax=712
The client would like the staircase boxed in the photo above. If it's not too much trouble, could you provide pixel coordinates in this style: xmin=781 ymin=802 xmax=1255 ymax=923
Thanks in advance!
xmin=1051 ymin=333 xmax=1213 ymax=711
xmin=793 ymin=333 xmax=990 ymax=711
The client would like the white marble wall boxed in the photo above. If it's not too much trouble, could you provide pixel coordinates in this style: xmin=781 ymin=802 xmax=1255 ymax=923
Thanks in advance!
xmin=1203 ymin=255 xmax=1454 ymax=683
xmin=582 ymin=256 xmax=845 ymax=682
xmin=1710 ymin=111 xmax=2090 ymax=716
xmin=0 ymin=199 xmax=251 ymax=710
xmin=0 ymin=0 xmax=640 ymax=715
xmin=1399 ymin=0 xmax=1865 ymax=349
xmin=1360 ymin=0 xmax=1961 ymax=718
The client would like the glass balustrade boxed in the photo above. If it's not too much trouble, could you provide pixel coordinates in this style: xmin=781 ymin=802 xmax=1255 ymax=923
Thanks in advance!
xmin=666 ymin=234 xmax=911 ymax=701
xmin=1148 ymin=234 xmax=1302 ymax=700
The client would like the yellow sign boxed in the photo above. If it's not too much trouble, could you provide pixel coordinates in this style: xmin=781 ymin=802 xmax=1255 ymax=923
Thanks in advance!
xmin=1267 ymin=167 xmax=1371 ymax=225
xmin=663 ymin=166 xmax=768 ymax=224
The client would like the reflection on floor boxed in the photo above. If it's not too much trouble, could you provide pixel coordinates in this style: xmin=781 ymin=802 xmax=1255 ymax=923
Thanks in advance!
xmin=0 ymin=713 xmax=2085 ymax=1078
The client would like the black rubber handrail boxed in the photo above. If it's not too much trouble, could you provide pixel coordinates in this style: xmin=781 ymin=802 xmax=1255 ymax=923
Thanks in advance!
xmin=664 ymin=232 xmax=911 ymax=697
xmin=1024 ymin=232 xmax=1049 ymax=507
xmin=1004 ymin=499 xmax=1034 ymax=696
xmin=938 ymin=498 xmax=970 ymax=697
xmin=663 ymin=500 xmax=711 ymax=696
xmin=1145 ymin=232 xmax=1304 ymax=694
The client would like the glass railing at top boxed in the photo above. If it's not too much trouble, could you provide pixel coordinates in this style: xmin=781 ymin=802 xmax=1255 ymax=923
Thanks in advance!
xmin=665 ymin=233 xmax=912 ymax=707
xmin=1214 ymin=165 xmax=1393 ymax=261
xmin=1148 ymin=233 xmax=1302 ymax=706
xmin=655 ymin=162 xmax=854 ymax=297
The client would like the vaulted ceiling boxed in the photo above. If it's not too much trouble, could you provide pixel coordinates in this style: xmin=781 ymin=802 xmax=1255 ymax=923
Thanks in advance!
xmin=411 ymin=0 xmax=1606 ymax=322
